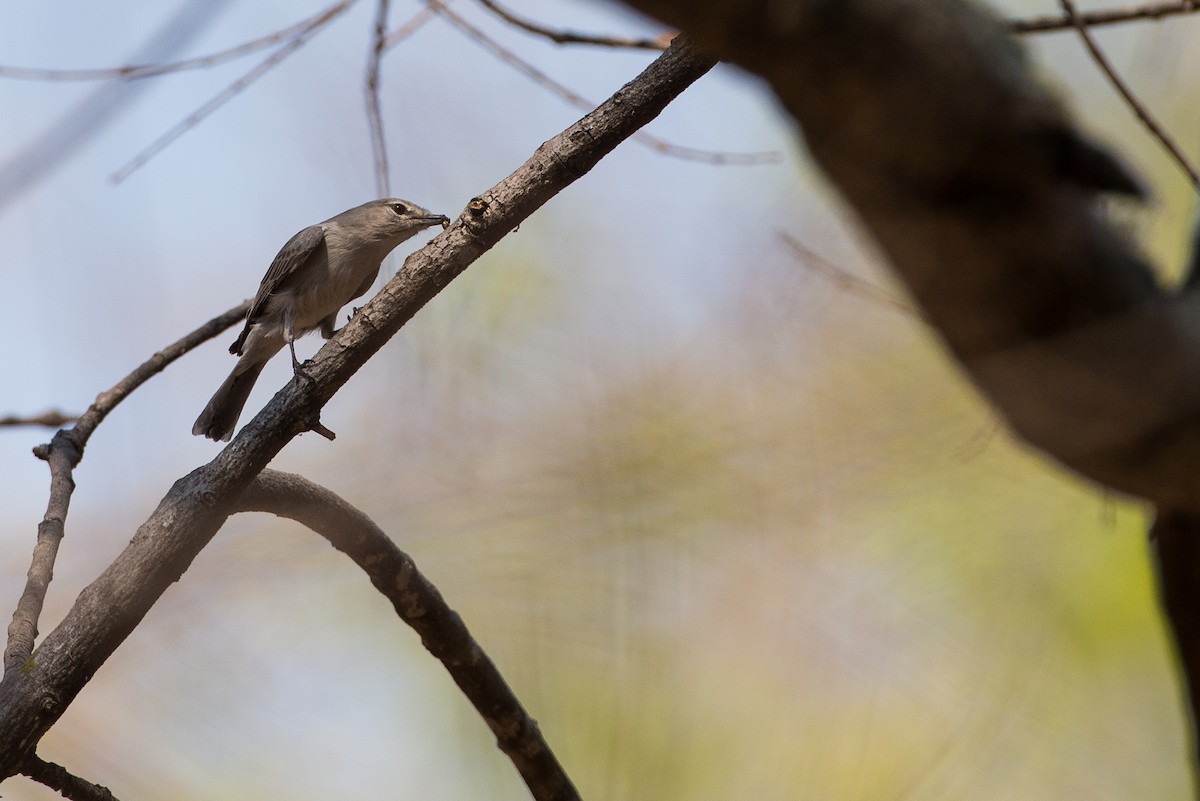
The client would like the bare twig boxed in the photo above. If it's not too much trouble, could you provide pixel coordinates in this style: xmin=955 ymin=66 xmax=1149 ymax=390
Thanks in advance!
xmin=1058 ymin=0 xmax=1200 ymax=187
xmin=110 ymin=1 xmax=357 ymax=183
xmin=423 ymin=0 xmax=779 ymax=166
xmin=366 ymin=0 xmax=392 ymax=197
xmin=1012 ymin=0 xmax=1200 ymax=34
xmin=0 ymin=1 xmax=357 ymax=82
xmin=76 ymin=301 xmax=251 ymax=443
xmin=235 ymin=470 xmax=579 ymax=801
xmin=475 ymin=0 xmax=668 ymax=49
xmin=0 ymin=411 xmax=79 ymax=428
xmin=2 ymin=302 xmax=249 ymax=673
xmin=19 ymin=755 xmax=119 ymax=801
xmin=0 ymin=0 xmax=232 ymax=213
xmin=382 ymin=4 xmax=439 ymax=49
xmin=777 ymin=231 xmax=915 ymax=315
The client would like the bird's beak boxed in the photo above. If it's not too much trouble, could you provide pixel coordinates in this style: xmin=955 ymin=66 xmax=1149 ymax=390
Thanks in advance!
xmin=422 ymin=214 xmax=451 ymax=230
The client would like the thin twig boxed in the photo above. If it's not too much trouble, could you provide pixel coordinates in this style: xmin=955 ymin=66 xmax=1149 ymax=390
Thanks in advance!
xmin=423 ymin=0 xmax=780 ymax=166
xmin=1058 ymin=0 xmax=1200 ymax=187
xmin=475 ymin=0 xmax=668 ymax=49
xmin=1012 ymin=0 xmax=1200 ymax=34
xmin=2 ymin=302 xmax=250 ymax=673
xmin=78 ymin=301 xmax=252 ymax=443
xmin=777 ymin=231 xmax=915 ymax=315
xmin=236 ymin=470 xmax=580 ymax=801
xmin=0 ymin=1 xmax=356 ymax=82
xmin=19 ymin=755 xmax=119 ymax=801
xmin=0 ymin=410 xmax=79 ymax=428
xmin=110 ymin=1 xmax=357 ymax=183
xmin=418 ymin=1 xmax=594 ymax=99
xmin=382 ymin=4 xmax=439 ymax=49
xmin=366 ymin=0 xmax=392 ymax=197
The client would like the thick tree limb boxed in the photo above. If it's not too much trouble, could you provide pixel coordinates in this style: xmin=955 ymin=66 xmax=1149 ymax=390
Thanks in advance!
xmin=235 ymin=470 xmax=579 ymax=801
xmin=614 ymin=0 xmax=1200 ymax=791
xmin=615 ymin=0 xmax=1200 ymax=508
xmin=0 ymin=36 xmax=715 ymax=780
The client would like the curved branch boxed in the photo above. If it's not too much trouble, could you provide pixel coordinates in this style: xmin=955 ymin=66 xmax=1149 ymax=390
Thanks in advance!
xmin=235 ymin=470 xmax=579 ymax=801
xmin=0 ymin=36 xmax=715 ymax=779
xmin=0 ymin=411 xmax=79 ymax=429
xmin=3 ymin=301 xmax=249 ymax=674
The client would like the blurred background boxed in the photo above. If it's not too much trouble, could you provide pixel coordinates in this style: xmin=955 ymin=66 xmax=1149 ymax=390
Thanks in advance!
xmin=1 ymin=0 xmax=1198 ymax=798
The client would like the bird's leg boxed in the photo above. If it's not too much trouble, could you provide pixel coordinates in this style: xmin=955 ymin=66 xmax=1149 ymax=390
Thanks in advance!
xmin=284 ymin=316 xmax=314 ymax=383
xmin=289 ymin=340 xmax=316 ymax=383
xmin=288 ymin=338 xmax=303 ymax=373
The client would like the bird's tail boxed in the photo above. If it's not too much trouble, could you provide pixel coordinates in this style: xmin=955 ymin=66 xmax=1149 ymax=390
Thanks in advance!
xmin=192 ymin=360 xmax=267 ymax=441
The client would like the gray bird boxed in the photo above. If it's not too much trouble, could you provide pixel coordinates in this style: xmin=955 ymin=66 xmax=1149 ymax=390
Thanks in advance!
xmin=193 ymin=198 xmax=449 ymax=441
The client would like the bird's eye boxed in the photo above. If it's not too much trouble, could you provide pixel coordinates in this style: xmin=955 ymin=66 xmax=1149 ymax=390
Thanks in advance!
xmin=391 ymin=203 xmax=408 ymax=215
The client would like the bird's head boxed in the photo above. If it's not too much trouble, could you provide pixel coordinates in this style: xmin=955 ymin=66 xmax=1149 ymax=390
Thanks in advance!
xmin=350 ymin=198 xmax=450 ymax=245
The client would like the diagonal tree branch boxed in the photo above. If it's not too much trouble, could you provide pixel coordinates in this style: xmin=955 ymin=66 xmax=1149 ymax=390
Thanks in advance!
xmin=611 ymin=0 xmax=1200 ymax=506
xmin=0 ymin=0 xmax=357 ymax=82
xmin=0 ymin=35 xmax=715 ymax=780
xmin=382 ymin=4 xmax=439 ymax=49
xmin=614 ymin=0 xmax=1200 ymax=789
xmin=234 ymin=470 xmax=578 ymax=801
xmin=110 ymin=2 xmax=356 ymax=184
xmin=777 ymin=231 xmax=914 ymax=316
xmin=424 ymin=0 xmax=778 ymax=166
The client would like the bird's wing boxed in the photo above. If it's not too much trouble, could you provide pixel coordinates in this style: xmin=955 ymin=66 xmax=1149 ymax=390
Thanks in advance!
xmin=229 ymin=225 xmax=326 ymax=355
